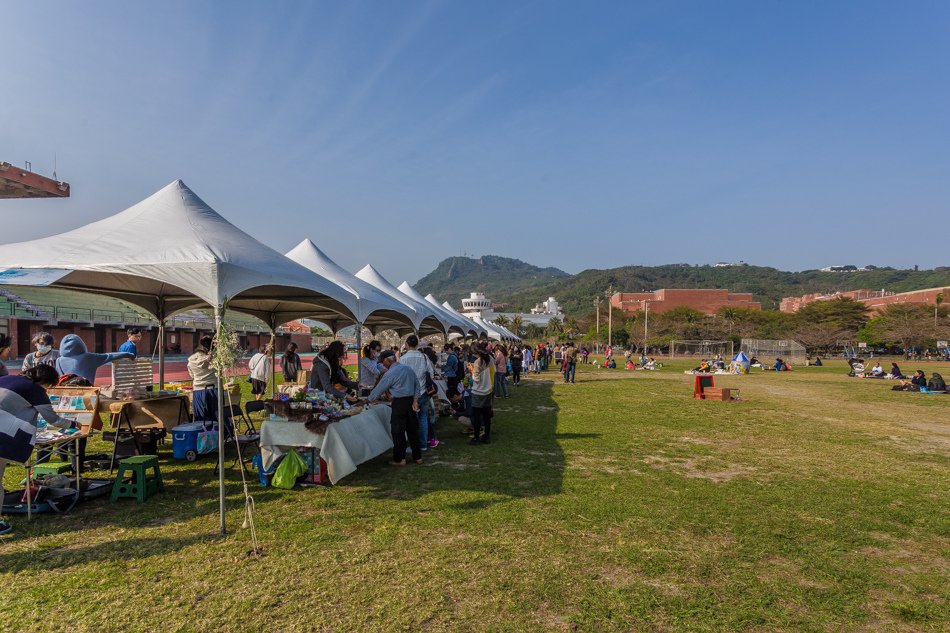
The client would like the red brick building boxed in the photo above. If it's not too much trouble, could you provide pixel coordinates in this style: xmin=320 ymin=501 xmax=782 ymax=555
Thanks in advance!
xmin=611 ymin=289 xmax=760 ymax=315
xmin=780 ymin=287 xmax=949 ymax=314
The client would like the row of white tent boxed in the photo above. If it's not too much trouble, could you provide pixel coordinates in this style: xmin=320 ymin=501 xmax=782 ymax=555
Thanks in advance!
xmin=0 ymin=180 xmax=522 ymax=346
xmin=0 ymin=180 xmax=521 ymax=533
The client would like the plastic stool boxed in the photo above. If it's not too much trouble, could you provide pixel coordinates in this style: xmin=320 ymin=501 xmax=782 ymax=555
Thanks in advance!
xmin=34 ymin=461 xmax=73 ymax=476
xmin=110 ymin=455 xmax=164 ymax=503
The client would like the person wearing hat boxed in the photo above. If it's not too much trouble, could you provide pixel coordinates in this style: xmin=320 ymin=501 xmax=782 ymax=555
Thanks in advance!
xmin=366 ymin=349 xmax=422 ymax=466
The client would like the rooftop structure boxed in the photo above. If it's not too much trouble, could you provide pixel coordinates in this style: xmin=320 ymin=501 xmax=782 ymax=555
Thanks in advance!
xmin=611 ymin=289 xmax=760 ymax=315
xmin=0 ymin=161 xmax=70 ymax=198
xmin=458 ymin=291 xmax=564 ymax=327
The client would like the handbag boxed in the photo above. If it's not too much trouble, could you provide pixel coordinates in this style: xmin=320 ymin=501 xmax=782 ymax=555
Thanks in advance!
xmin=424 ymin=369 xmax=438 ymax=397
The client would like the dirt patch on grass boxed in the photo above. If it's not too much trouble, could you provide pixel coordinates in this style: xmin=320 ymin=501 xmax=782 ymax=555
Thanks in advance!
xmin=643 ymin=454 xmax=756 ymax=483
xmin=756 ymin=556 xmax=832 ymax=590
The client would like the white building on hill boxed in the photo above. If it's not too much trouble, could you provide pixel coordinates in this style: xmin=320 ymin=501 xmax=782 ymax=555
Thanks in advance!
xmin=459 ymin=292 xmax=564 ymax=326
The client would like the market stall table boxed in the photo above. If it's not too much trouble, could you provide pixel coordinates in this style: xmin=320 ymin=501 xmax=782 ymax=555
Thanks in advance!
xmin=13 ymin=427 xmax=94 ymax=520
xmin=105 ymin=394 xmax=191 ymax=471
xmin=259 ymin=404 xmax=393 ymax=484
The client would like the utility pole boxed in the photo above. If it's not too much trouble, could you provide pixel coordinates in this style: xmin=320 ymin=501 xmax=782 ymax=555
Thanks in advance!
xmin=595 ymin=297 xmax=600 ymax=336
xmin=643 ymin=300 xmax=650 ymax=354
xmin=605 ymin=286 xmax=613 ymax=348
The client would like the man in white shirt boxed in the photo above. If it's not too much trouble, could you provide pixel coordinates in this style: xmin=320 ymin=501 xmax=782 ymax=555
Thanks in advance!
xmin=398 ymin=335 xmax=435 ymax=450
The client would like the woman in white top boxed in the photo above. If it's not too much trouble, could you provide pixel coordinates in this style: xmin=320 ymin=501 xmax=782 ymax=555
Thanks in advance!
xmin=359 ymin=340 xmax=384 ymax=395
xmin=467 ymin=345 xmax=494 ymax=445
xmin=248 ymin=343 xmax=274 ymax=400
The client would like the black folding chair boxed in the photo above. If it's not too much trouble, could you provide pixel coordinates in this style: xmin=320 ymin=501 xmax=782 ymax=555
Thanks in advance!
xmin=244 ymin=400 xmax=269 ymax=433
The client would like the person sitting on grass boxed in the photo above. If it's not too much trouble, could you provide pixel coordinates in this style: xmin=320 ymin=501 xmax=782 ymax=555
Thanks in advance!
xmin=890 ymin=363 xmax=905 ymax=379
xmin=774 ymin=358 xmax=786 ymax=372
xmin=867 ymin=362 xmax=885 ymax=378
xmin=900 ymin=370 xmax=927 ymax=391
xmin=693 ymin=359 xmax=711 ymax=373
xmin=813 ymin=356 xmax=823 ymax=366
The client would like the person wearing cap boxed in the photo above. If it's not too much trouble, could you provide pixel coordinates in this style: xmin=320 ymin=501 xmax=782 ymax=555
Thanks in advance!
xmin=366 ymin=350 xmax=422 ymax=466
xmin=22 ymin=332 xmax=60 ymax=371
xmin=118 ymin=327 xmax=143 ymax=358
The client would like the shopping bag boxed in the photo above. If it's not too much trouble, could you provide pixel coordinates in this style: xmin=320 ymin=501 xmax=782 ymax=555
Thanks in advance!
xmin=271 ymin=450 xmax=307 ymax=489
xmin=196 ymin=428 xmax=218 ymax=455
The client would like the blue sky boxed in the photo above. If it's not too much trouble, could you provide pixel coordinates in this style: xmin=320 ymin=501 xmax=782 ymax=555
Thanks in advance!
xmin=3 ymin=1 xmax=948 ymax=284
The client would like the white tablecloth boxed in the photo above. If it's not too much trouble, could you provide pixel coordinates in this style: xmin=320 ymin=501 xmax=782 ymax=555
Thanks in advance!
xmin=435 ymin=379 xmax=449 ymax=402
xmin=259 ymin=405 xmax=393 ymax=484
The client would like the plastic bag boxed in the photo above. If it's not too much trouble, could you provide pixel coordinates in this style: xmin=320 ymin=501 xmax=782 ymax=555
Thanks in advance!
xmin=271 ymin=450 xmax=307 ymax=489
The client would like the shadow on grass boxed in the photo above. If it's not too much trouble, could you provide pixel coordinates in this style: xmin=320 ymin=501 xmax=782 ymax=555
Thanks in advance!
xmin=346 ymin=375 xmax=566 ymax=507
xmin=0 ymin=533 xmax=217 ymax=572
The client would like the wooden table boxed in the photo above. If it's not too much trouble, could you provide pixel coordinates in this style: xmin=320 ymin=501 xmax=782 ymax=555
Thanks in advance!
xmin=105 ymin=394 xmax=191 ymax=471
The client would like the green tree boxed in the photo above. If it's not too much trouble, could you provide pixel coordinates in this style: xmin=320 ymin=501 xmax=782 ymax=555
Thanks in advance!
xmin=546 ymin=316 xmax=564 ymax=338
xmin=509 ymin=315 xmax=524 ymax=337
xmin=796 ymin=298 xmax=869 ymax=333
xmin=564 ymin=316 xmax=580 ymax=338
xmin=872 ymin=303 xmax=940 ymax=350
xmin=493 ymin=314 xmax=511 ymax=329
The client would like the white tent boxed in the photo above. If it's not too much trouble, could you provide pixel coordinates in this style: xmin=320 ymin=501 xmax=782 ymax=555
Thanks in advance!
xmin=0 ymin=180 xmax=362 ymax=535
xmin=440 ymin=300 xmax=488 ymax=338
xmin=0 ymin=180 xmax=358 ymax=330
xmin=286 ymin=239 xmax=415 ymax=335
xmin=355 ymin=265 xmax=444 ymax=336
xmin=493 ymin=322 xmax=522 ymax=343
xmin=472 ymin=315 xmax=509 ymax=342
xmin=424 ymin=294 xmax=480 ymax=338
xmin=397 ymin=282 xmax=468 ymax=337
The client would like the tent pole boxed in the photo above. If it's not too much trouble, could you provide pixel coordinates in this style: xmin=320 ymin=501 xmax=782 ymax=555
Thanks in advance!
xmin=214 ymin=305 xmax=226 ymax=536
xmin=270 ymin=328 xmax=277 ymax=400
xmin=158 ymin=320 xmax=166 ymax=390
xmin=355 ymin=322 xmax=363 ymax=390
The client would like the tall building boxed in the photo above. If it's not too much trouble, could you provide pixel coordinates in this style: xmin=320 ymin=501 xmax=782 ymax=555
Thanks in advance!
xmin=611 ymin=289 xmax=760 ymax=315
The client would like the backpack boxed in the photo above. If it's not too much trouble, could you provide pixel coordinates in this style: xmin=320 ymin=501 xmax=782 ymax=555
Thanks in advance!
xmin=55 ymin=374 xmax=93 ymax=387
xmin=928 ymin=373 xmax=946 ymax=392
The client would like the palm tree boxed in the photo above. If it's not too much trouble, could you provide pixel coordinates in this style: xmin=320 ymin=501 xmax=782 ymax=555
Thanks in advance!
xmin=546 ymin=316 xmax=564 ymax=338
xmin=493 ymin=314 xmax=511 ymax=329
xmin=510 ymin=315 xmax=524 ymax=337
xmin=565 ymin=316 xmax=580 ymax=338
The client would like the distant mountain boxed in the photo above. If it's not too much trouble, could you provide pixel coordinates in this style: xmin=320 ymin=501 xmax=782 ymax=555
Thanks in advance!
xmin=415 ymin=257 xmax=950 ymax=315
xmin=414 ymin=256 xmax=569 ymax=308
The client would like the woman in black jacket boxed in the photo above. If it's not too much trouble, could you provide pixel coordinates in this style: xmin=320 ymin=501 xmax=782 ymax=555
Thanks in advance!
xmin=309 ymin=341 xmax=358 ymax=400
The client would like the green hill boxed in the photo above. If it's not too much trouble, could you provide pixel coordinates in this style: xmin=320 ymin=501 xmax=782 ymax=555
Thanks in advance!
xmin=414 ymin=255 xmax=569 ymax=307
xmin=416 ymin=257 xmax=950 ymax=315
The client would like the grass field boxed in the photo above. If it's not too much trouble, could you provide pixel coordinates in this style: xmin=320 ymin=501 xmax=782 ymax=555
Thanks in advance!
xmin=1 ymin=358 xmax=948 ymax=632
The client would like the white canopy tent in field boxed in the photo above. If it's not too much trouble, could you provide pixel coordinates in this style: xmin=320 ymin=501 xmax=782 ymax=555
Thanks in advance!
xmin=424 ymin=294 xmax=481 ymax=338
xmin=440 ymin=301 xmax=488 ymax=338
xmin=285 ymin=239 xmax=416 ymax=335
xmin=472 ymin=315 xmax=509 ymax=342
xmin=396 ymin=282 xmax=468 ymax=337
xmin=0 ymin=180 xmax=363 ymax=535
xmin=492 ymin=322 xmax=522 ymax=343
xmin=355 ymin=265 xmax=445 ymax=337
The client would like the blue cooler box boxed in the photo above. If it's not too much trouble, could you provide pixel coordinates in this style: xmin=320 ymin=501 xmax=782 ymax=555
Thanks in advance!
xmin=172 ymin=422 xmax=210 ymax=460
